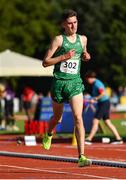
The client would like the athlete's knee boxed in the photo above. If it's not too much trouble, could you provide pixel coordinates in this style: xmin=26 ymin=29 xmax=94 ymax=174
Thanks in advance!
xmin=74 ymin=114 xmax=83 ymax=125
xmin=74 ymin=113 xmax=82 ymax=120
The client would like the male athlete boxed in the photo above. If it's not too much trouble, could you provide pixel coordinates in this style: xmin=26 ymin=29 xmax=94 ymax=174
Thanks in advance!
xmin=42 ymin=9 xmax=91 ymax=167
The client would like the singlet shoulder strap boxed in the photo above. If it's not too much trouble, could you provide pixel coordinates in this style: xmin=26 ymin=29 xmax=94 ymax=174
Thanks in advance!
xmin=76 ymin=34 xmax=84 ymax=51
xmin=61 ymin=34 xmax=66 ymax=44
xmin=76 ymin=34 xmax=81 ymax=42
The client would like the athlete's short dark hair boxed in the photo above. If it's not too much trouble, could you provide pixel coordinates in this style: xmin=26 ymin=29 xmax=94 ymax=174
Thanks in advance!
xmin=61 ymin=9 xmax=77 ymax=22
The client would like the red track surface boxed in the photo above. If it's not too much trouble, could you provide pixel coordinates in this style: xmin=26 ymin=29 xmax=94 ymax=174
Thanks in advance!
xmin=0 ymin=134 xmax=126 ymax=179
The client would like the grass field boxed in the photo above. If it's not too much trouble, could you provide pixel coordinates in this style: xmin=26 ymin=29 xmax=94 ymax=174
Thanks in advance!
xmin=0 ymin=120 xmax=25 ymax=135
xmin=100 ymin=119 xmax=126 ymax=136
xmin=0 ymin=118 xmax=126 ymax=141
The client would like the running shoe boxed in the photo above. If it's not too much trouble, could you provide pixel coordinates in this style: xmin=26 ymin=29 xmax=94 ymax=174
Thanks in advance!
xmin=110 ymin=139 xmax=123 ymax=145
xmin=85 ymin=139 xmax=92 ymax=145
xmin=78 ymin=155 xmax=92 ymax=167
xmin=42 ymin=133 xmax=53 ymax=150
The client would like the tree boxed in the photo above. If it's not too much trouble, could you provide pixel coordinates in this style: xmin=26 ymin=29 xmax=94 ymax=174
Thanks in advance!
xmin=0 ymin=0 xmax=60 ymax=57
xmin=59 ymin=0 xmax=126 ymax=88
xmin=0 ymin=0 xmax=126 ymax=88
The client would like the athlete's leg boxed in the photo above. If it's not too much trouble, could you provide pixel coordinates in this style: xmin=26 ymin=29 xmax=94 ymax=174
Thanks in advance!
xmin=86 ymin=118 xmax=99 ymax=141
xmin=48 ymin=100 xmax=64 ymax=134
xmin=70 ymin=93 xmax=91 ymax=166
xmin=69 ymin=93 xmax=85 ymax=156
xmin=42 ymin=100 xmax=63 ymax=150
xmin=104 ymin=119 xmax=122 ymax=140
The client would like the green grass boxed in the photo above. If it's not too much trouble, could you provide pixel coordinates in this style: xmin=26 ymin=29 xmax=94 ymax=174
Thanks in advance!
xmin=0 ymin=120 xmax=25 ymax=135
xmin=0 ymin=118 xmax=126 ymax=139
xmin=100 ymin=119 xmax=126 ymax=136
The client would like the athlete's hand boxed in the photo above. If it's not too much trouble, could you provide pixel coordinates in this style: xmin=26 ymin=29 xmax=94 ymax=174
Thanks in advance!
xmin=83 ymin=51 xmax=91 ymax=61
xmin=61 ymin=49 xmax=75 ymax=61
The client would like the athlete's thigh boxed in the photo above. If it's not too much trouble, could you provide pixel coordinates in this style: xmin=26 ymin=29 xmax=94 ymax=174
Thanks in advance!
xmin=51 ymin=78 xmax=64 ymax=103
xmin=69 ymin=93 xmax=83 ymax=117
xmin=52 ymin=100 xmax=64 ymax=120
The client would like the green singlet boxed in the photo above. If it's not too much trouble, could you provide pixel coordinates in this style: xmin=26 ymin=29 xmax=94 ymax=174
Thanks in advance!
xmin=51 ymin=34 xmax=84 ymax=103
xmin=53 ymin=34 xmax=83 ymax=79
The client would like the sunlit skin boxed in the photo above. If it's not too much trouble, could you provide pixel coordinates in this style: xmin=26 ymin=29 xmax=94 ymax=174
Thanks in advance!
xmin=62 ymin=16 xmax=90 ymax=61
xmin=43 ymin=15 xmax=90 ymax=67
xmin=42 ymin=12 xmax=91 ymax=158
xmin=62 ymin=16 xmax=78 ymax=36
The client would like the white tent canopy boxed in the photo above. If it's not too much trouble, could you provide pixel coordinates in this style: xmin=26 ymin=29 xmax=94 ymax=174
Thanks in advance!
xmin=0 ymin=49 xmax=53 ymax=77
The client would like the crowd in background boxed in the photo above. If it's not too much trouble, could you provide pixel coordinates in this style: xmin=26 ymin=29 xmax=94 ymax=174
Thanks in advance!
xmin=108 ymin=86 xmax=126 ymax=110
xmin=1 ymin=82 xmax=126 ymax=132
xmin=0 ymin=83 xmax=19 ymax=131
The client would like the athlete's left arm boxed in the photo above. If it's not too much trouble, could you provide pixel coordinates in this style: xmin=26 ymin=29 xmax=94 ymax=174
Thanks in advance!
xmin=80 ymin=35 xmax=91 ymax=61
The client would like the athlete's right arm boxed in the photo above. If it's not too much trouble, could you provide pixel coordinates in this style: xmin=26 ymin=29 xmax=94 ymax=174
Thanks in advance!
xmin=42 ymin=36 xmax=75 ymax=67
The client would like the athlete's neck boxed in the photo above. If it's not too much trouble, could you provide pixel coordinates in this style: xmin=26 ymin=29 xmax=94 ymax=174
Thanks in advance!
xmin=65 ymin=32 xmax=76 ymax=37
xmin=64 ymin=33 xmax=77 ymax=43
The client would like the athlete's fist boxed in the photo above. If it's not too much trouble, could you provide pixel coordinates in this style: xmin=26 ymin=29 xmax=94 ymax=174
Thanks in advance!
xmin=83 ymin=51 xmax=91 ymax=61
xmin=61 ymin=49 xmax=75 ymax=61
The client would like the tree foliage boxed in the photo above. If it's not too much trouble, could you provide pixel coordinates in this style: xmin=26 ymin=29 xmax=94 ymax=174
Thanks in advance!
xmin=0 ymin=0 xmax=126 ymax=88
xmin=0 ymin=0 xmax=60 ymax=57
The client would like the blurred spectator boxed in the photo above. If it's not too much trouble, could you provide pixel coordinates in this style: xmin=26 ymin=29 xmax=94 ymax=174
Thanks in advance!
xmin=124 ymin=87 xmax=126 ymax=96
xmin=22 ymin=86 xmax=38 ymax=120
xmin=47 ymin=91 xmax=51 ymax=97
xmin=110 ymin=90 xmax=119 ymax=108
xmin=34 ymin=92 xmax=43 ymax=120
xmin=4 ymin=87 xmax=19 ymax=131
xmin=106 ymin=86 xmax=112 ymax=97
xmin=117 ymin=86 xmax=126 ymax=105
xmin=0 ymin=84 xmax=6 ymax=130
xmin=117 ymin=86 xmax=124 ymax=103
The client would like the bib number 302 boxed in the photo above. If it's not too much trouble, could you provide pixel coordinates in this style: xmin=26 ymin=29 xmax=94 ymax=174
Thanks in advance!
xmin=60 ymin=59 xmax=79 ymax=74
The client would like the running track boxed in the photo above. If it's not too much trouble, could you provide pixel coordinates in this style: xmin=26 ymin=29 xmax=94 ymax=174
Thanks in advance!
xmin=0 ymin=135 xmax=126 ymax=179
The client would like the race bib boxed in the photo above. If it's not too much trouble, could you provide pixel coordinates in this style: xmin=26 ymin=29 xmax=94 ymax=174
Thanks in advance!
xmin=60 ymin=59 xmax=79 ymax=74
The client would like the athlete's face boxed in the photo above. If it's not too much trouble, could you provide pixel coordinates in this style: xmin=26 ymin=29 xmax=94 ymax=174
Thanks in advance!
xmin=62 ymin=16 xmax=78 ymax=35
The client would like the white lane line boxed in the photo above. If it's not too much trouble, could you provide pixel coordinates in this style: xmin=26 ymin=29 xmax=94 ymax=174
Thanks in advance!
xmin=0 ymin=164 xmax=117 ymax=179
xmin=87 ymin=147 xmax=126 ymax=151
xmin=53 ymin=144 xmax=126 ymax=152
xmin=0 ymin=166 xmax=111 ymax=170
xmin=88 ymin=155 xmax=126 ymax=162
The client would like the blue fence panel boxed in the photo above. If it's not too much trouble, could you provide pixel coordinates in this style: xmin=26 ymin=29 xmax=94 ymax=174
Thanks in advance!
xmin=39 ymin=97 xmax=53 ymax=121
xmin=38 ymin=97 xmax=95 ymax=133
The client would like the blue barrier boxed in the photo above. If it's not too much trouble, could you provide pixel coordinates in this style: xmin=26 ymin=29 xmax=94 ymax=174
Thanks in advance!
xmin=39 ymin=97 xmax=53 ymax=121
xmin=37 ymin=97 xmax=94 ymax=133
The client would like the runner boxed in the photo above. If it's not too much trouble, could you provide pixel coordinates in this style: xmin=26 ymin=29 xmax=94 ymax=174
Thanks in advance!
xmin=42 ymin=9 xmax=91 ymax=167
